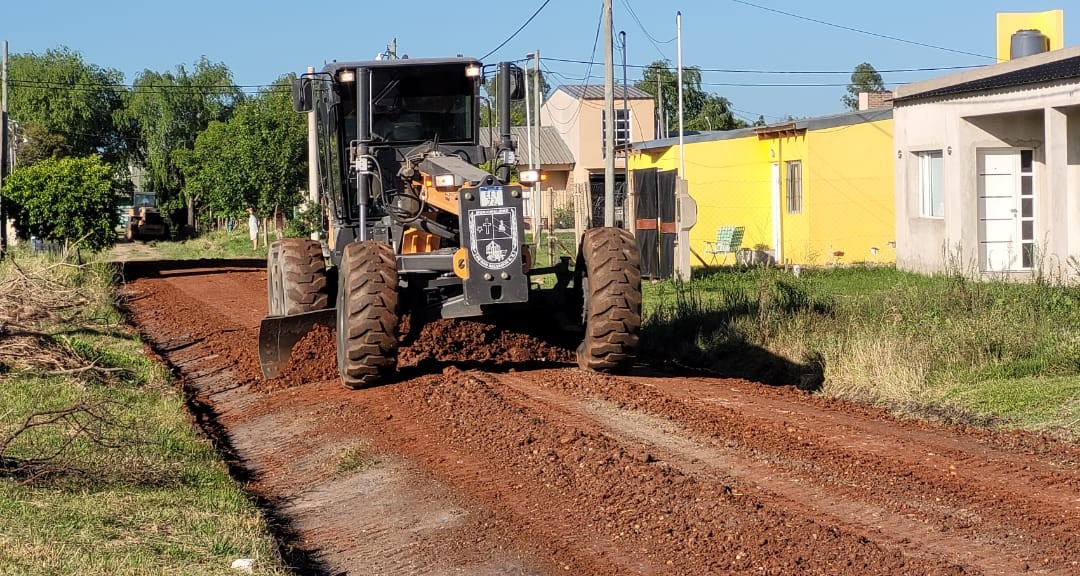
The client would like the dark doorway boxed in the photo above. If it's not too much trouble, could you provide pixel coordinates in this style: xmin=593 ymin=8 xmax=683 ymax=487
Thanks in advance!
xmin=588 ymin=173 xmax=627 ymax=229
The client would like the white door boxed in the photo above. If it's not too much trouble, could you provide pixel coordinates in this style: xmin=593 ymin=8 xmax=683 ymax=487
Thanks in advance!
xmin=977 ymin=149 xmax=1033 ymax=272
xmin=771 ymin=162 xmax=783 ymax=263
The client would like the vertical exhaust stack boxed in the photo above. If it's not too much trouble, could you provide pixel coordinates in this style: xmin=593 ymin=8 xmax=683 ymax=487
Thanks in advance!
xmin=497 ymin=62 xmax=514 ymax=184
xmin=355 ymin=67 xmax=371 ymax=241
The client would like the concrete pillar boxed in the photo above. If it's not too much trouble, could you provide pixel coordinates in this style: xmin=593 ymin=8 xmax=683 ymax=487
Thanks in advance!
xmin=675 ymin=178 xmax=697 ymax=280
xmin=1044 ymin=107 xmax=1070 ymax=269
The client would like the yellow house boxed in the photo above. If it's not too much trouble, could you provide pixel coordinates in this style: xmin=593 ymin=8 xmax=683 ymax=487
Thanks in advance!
xmin=629 ymin=109 xmax=895 ymax=267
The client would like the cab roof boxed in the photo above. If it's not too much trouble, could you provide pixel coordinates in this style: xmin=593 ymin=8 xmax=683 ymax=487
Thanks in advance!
xmin=322 ymin=57 xmax=482 ymax=75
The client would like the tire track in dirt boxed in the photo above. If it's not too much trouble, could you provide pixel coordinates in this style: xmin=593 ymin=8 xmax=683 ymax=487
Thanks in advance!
xmin=122 ymin=261 xmax=1080 ymax=575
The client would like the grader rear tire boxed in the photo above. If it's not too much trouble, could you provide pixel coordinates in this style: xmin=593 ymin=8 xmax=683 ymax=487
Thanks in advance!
xmin=337 ymin=241 xmax=399 ymax=389
xmin=275 ymin=238 xmax=329 ymax=315
xmin=577 ymin=227 xmax=642 ymax=372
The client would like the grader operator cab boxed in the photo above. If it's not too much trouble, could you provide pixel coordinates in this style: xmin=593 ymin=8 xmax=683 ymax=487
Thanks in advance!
xmin=258 ymin=56 xmax=641 ymax=388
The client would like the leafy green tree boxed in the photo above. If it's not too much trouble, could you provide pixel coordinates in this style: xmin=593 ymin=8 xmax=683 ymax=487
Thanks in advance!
xmin=178 ymin=76 xmax=306 ymax=225
xmin=123 ymin=58 xmax=241 ymax=226
xmin=686 ymin=94 xmax=744 ymax=132
xmin=13 ymin=121 xmax=72 ymax=167
xmin=635 ymin=60 xmax=745 ymax=132
xmin=7 ymin=47 xmax=128 ymax=162
xmin=842 ymin=62 xmax=886 ymax=111
xmin=481 ymin=68 xmax=550 ymax=127
xmin=3 ymin=156 xmax=120 ymax=251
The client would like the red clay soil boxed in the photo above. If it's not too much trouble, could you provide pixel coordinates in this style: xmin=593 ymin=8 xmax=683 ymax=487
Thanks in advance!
xmin=122 ymin=261 xmax=1080 ymax=576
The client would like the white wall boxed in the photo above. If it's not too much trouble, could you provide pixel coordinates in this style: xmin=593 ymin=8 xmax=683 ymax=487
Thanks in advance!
xmin=894 ymin=81 xmax=1080 ymax=279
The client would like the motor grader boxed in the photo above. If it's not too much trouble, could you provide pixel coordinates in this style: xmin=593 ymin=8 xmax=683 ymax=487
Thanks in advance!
xmin=258 ymin=56 xmax=641 ymax=388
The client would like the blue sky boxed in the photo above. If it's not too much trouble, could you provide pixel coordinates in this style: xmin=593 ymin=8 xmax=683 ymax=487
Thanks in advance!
xmin=2 ymin=1 xmax=1074 ymax=122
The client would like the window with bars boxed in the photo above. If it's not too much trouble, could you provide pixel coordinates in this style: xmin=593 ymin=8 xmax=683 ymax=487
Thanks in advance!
xmin=786 ymin=160 xmax=802 ymax=214
xmin=601 ymin=108 xmax=631 ymax=158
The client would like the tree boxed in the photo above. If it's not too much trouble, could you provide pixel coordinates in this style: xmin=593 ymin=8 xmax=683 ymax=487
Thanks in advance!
xmin=635 ymin=60 xmax=745 ymax=133
xmin=7 ymin=47 xmax=128 ymax=162
xmin=686 ymin=94 xmax=744 ymax=132
xmin=13 ymin=121 xmax=72 ymax=167
xmin=4 ymin=156 xmax=120 ymax=251
xmin=842 ymin=62 xmax=885 ymax=111
xmin=123 ymin=58 xmax=241 ymax=227
xmin=178 ymin=76 xmax=307 ymax=225
xmin=481 ymin=67 xmax=551 ymax=127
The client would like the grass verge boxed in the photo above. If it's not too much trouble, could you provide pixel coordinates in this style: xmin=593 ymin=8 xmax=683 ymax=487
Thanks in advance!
xmin=0 ymin=249 xmax=287 ymax=575
xmin=641 ymin=264 xmax=1080 ymax=437
xmin=153 ymin=229 xmax=265 ymax=260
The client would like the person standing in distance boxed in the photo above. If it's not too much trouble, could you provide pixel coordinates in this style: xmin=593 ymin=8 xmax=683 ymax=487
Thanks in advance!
xmin=248 ymin=207 xmax=260 ymax=250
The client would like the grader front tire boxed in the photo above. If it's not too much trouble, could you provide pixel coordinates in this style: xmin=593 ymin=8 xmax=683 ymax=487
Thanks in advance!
xmin=337 ymin=241 xmax=399 ymax=389
xmin=577 ymin=227 xmax=642 ymax=372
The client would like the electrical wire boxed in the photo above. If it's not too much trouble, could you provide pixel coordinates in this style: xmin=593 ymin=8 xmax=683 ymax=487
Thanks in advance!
xmin=729 ymin=0 xmax=995 ymax=60
xmin=619 ymin=0 xmax=672 ymax=61
xmin=479 ymin=0 xmax=555 ymax=61
xmin=539 ymin=57 xmax=980 ymax=74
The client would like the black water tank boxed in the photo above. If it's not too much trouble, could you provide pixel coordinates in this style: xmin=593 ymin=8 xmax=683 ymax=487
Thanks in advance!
xmin=1010 ymin=29 xmax=1050 ymax=59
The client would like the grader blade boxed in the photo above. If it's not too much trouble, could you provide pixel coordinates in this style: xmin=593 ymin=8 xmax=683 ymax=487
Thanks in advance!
xmin=257 ymin=308 xmax=336 ymax=379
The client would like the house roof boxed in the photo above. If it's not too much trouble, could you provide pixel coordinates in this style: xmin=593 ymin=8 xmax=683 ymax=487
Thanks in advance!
xmin=632 ymin=108 xmax=893 ymax=152
xmin=479 ymin=126 xmax=576 ymax=166
xmin=556 ymin=84 xmax=653 ymax=100
xmin=893 ymin=44 xmax=1080 ymax=103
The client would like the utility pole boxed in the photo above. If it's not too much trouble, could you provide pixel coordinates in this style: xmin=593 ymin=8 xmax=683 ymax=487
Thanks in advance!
xmin=620 ymin=31 xmax=628 ymax=202
xmin=677 ymin=11 xmax=685 ymax=178
xmin=1 ymin=40 xmax=9 ymax=255
xmin=524 ymin=54 xmax=536 ymax=241
xmin=603 ymin=0 xmax=615 ymax=227
xmin=532 ymin=49 xmax=542 ymax=248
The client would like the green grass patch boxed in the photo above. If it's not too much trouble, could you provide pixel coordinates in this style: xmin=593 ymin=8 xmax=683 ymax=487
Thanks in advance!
xmin=154 ymin=229 xmax=265 ymax=260
xmin=0 ymin=254 xmax=287 ymax=575
xmin=334 ymin=444 xmax=383 ymax=475
xmin=642 ymin=264 xmax=1080 ymax=437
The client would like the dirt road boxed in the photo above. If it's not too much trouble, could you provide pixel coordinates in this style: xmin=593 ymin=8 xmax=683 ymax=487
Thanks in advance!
xmin=121 ymin=260 xmax=1080 ymax=575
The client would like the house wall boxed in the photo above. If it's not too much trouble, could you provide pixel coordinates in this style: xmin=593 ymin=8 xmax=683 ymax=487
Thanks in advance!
xmin=805 ymin=119 xmax=896 ymax=265
xmin=894 ymin=81 xmax=1080 ymax=278
xmin=629 ymin=117 xmax=895 ymax=266
xmin=542 ymin=92 xmax=654 ymax=187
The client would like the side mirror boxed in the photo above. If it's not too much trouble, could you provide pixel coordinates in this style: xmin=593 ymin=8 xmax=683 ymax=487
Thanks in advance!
xmin=292 ymin=77 xmax=314 ymax=113
xmin=508 ymin=66 xmax=526 ymax=101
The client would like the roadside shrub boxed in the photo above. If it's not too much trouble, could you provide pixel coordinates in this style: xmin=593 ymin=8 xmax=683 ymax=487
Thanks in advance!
xmin=4 ymin=155 xmax=120 ymax=251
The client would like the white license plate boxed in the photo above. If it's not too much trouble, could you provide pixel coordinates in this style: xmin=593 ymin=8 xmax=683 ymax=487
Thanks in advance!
xmin=479 ymin=186 xmax=504 ymax=207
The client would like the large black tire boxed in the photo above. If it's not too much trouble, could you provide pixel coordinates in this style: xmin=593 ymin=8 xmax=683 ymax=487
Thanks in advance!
xmin=273 ymin=238 xmax=329 ymax=315
xmin=337 ymin=241 xmax=399 ymax=389
xmin=577 ymin=227 xmax=642 ymax=371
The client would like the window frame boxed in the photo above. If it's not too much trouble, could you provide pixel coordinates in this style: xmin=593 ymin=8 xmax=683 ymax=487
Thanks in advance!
xmin=601 ymin=108 xmax=632 ymax=158
xmin=917 ymin=149 xmax=945 ymax=219
xmin=785 ymin=160 xmax=803 ymax=215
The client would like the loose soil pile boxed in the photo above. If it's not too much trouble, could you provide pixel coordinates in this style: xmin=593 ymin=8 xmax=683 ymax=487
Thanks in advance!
xmin=122 ymin=261 xmax=1080 ymax=576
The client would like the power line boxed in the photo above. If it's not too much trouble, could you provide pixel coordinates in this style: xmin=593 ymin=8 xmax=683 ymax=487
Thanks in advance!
xmin=480 ymin=0 xmax=555 ymax=61
xmin=729 ymin=0 xmax=995 ymax=60
xmin=541 ymin=56 xmax=980 ymax=74
xmin=619 ymin=0 xmax=672 ymax=61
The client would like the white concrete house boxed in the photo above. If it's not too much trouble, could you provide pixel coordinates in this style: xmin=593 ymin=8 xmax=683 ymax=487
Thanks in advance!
xmin=893 ymin=45 xmax=1080 ymax=279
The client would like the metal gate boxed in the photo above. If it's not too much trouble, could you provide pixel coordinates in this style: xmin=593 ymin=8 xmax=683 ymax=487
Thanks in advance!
xmin=633 ymin=168 xmax=677 ymax=279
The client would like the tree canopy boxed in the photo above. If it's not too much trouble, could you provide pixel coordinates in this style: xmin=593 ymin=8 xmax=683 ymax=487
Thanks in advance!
xmin=842 ymin=62 xmax=886 ymax=111
xmin=4 ymin=156 xmax=120 ymax=251
xmin=7 ymin=47 xmax=128 ymax=164
xmin=634 ymin=60 xmax=745 ymax=133
xmin=122 ymin=58 xmax=242 ymax=223
xmin=178 ymin=76 xmax=307 ymax=221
